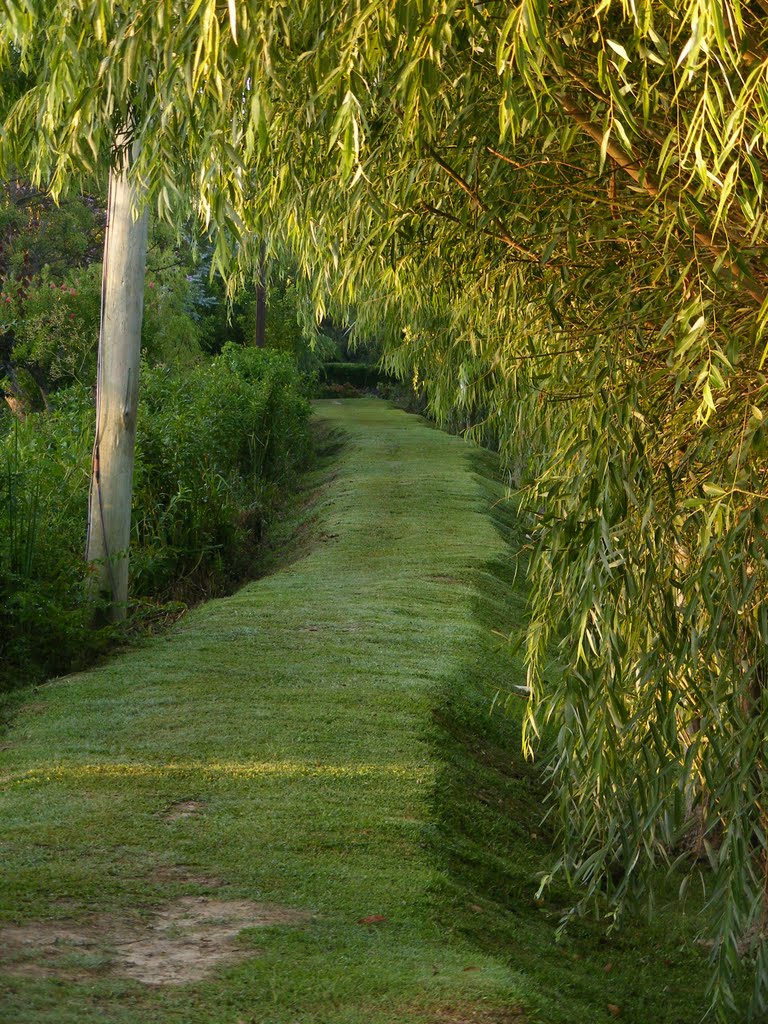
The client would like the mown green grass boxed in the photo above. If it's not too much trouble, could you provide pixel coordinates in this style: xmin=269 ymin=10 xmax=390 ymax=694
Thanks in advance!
xmin=0 ymin=399 xmax=713 ymax=1023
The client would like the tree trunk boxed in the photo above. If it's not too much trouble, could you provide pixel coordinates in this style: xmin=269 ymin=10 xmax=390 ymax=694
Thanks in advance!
xmin=85 ymin=134 xmax=148 ymax=623
xmin=254 ymin=238 xmax=267 ymax=347
xmin=3 ymin=394 xmax=26 ymax=421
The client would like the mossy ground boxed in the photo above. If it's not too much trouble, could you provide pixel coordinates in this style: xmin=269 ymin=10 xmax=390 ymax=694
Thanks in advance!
xmin=0 ymin=399 xmax=713 ymax=1023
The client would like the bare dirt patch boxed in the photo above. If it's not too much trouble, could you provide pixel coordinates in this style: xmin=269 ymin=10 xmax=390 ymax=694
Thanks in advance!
xmin=118 ymin=898 xmax=307 ymax=984
xmin=17 ymin=701 xmax=47 ymax=717
xmin=419 ymin=1005 xmax=526 ymax=1024
xmin=148 ymin=865 xmax=226 ymax=888
xmin=0 ymin=897 xmax=310 ymax=986
xmin=162 ymin=799 xmax=205 ymax=822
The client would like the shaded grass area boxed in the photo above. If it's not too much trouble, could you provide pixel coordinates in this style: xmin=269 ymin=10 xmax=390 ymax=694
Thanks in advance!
xmin=0 ymin=399 xmax=712 ymax=1023
xmin=431 ymin=480 xmax=716 ymax=1023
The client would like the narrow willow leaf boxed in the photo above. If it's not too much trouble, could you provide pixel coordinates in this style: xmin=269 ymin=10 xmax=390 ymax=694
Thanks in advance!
xmin=607 ymin=39 xmax=630 ymax=62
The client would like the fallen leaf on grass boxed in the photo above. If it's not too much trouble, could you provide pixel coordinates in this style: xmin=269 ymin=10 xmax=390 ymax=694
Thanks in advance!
xmin=357 ymin=915 xmax=387 ymax=925
xmin=607 ymin=1004 xmax=622 ymax=1018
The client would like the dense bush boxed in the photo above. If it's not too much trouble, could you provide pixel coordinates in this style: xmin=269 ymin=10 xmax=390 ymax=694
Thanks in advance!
xmin=0 ymin=191 xmax=218 ymax=415
xmin=1 ymin=259 xmax=206 ymax=401
xmin=2 ymin=268 xmax=102 ymax=394
xmin=132 ymin=346 xmax=311 ymax=597
xmin=0 ymin=389 xmax=100 ymax=685
xmin=0 ymin=348 xmax=311 ymax=690
xmin=0 ymin=186 xmax=103 ymax=281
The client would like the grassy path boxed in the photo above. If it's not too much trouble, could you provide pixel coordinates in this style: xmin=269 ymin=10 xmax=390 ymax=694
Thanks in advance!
xmin=0 ymin=400 xmax=711 ymax=1024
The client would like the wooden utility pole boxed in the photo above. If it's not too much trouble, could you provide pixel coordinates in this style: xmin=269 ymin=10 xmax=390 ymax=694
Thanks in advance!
xmin=86 ymin=133 xmax=148 ymax=622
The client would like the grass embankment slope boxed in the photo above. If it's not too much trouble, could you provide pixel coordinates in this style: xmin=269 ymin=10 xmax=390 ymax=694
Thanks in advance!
xmin=0 ymin=399 xmax=712 ymax=1024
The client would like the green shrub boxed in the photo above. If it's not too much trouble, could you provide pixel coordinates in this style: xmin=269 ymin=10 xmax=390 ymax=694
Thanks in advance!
xmin=0 ymin=348 xmax=312 ymax=690
xmin=132 ymin=349 xmax=311 ymax=597
xmin=0 ymin=388 xmax=110 ymax=687
xmin=141 ymin=266 xmax=205 ymax=367
xmin=7 ymin=267 xmax=102 ymax=389
xmin=2 ymin=261 xmax=207 ymax=401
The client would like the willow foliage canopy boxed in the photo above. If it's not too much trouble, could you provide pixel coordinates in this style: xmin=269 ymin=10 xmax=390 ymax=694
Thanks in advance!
xmin=2 ymin=0 xmax=768 ymax=1017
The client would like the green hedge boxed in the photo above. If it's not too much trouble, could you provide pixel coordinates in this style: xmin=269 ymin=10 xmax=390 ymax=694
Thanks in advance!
xmin=319 ymin=361 xmax=392 ymax=390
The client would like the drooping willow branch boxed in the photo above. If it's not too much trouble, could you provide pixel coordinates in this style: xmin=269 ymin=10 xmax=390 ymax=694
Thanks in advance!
xmin=425 ymin=143 xmax=540 ymax=263
xmin=559 ymin=92 xmax=768 ymax=306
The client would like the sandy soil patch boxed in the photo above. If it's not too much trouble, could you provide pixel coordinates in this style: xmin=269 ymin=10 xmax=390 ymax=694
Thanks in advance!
xmin=419 ymin=1005 xmax=526 ymax=1024
xmin=147 ymin=865 xmax=226 ymax=888
xmin=161 ymin=799 xmax=206 ymax=822
xmin=0 ymin=897 xmax=309 ymax=985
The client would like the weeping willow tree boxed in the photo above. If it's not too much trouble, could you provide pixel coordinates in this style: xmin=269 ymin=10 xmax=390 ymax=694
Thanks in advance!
xmin=2 ymin=0 xmax=768 ymax=1016
xmin=256 ymin=6 xmax=768 ymax=1016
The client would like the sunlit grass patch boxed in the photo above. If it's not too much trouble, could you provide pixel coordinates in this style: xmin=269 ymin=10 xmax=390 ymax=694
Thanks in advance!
xmin=4 ymin=759 xmax=436 ymax=786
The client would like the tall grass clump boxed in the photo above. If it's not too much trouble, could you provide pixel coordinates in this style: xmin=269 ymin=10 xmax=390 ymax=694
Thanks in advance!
xmin=0 ymin=347 xmax=311 ymax=691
